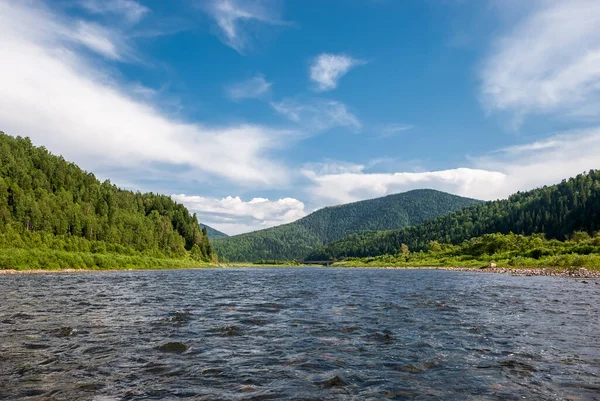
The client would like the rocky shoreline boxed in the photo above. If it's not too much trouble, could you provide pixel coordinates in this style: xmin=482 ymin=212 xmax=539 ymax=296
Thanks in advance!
xmin=373 ymin=266 xmax=600 ymax=278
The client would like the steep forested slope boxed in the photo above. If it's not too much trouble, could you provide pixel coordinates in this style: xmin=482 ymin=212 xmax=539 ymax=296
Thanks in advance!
xmin=213 ymin=190 xmax=482 ymax=261
xmin=0 ymin=132 xmax=214 ymax=263
xmin=201 ymin=224 xmax=229 ymax=239
xmin=308 ymin=171 xmax=600 ymax=260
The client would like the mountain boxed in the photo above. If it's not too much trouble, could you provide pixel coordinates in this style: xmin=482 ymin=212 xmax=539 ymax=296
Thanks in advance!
xmin=212 ymin=189 xmax=483 ymax=262
xmin=201 ymin=224 xmax=229 ymax=240
xmin=0 ymin=132 xmax=214 ymax=266
xmin=308 ymin=170 xmax=600 ymax=260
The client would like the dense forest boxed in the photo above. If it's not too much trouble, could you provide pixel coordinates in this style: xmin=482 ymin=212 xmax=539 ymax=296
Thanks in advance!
xmin=308 ymin=170 xmax=600 ymax=261
xmin=201 ymin=224 xmax=229 ymax=240
xmin=0 ymin=132 xmax=214 ymax=269
xmin=213 ymin=190 xmax=482 ymax=262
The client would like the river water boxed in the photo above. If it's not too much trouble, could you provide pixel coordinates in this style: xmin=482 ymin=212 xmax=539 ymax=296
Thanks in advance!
xmin=0 ymin=268 xmax=598 ymax=400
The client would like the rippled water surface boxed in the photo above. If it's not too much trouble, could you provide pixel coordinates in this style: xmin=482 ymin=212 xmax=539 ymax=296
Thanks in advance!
xmin=1 ymin=268 xmax=599 ymax=400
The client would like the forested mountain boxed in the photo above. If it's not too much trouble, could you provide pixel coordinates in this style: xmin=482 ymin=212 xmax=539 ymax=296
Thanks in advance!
xmin=201 ymin=224 xmax=229 ymax=240
xmin=213 ymin=190 xmax=482 ymax=261
xmin=0 ymin=132 xmax=214 ymax=262
xmin=308 ymin=170 xmax=600 ymax=260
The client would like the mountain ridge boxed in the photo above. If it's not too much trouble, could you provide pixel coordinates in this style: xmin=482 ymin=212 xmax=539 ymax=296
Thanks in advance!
xmin=307 ymin=170 xmax=600 ymax=261
xmin=213 ymin=189 xmax=483 ymax=262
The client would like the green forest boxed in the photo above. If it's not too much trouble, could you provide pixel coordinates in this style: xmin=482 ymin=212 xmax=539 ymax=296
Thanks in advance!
xmin=308 ymin=170 xmax=600 ymax=263
xmin=0 ymin=132 xmax=214 ymax=270
xmin=336 ymin=232 xmax=600 ymax=270
xmin=213 ymin=189 xmax=482 ymax=262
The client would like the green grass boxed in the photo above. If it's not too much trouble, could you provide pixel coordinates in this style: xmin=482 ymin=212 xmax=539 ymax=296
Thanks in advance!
xmin=0 ymin=248 xmax=215 ymax=271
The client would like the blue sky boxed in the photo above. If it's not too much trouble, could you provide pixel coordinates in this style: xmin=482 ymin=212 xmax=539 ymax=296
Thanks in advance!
xmin=1 ymin=0 xmax=600 ymax=234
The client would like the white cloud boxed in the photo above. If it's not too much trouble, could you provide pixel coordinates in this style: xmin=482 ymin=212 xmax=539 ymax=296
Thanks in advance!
xmin=172 ymin=194 xmax=307 ymax=235
xmin=201 ymin=0 xmax=287 ymax=54
xmin=80 ymin=0 xmax=149 ymax=23
xmin=310 ymin=53 xmax=364 ymax=91
xmin=0 ymin=1 xmax=290 ymax=187
xmin=302 ymin=161 xmax=365 ymax=176
xmin=227 ymin=75 xmax=272 ymax=100
xmin=481 ymin=0 xmax=600 ymax=123
xmin=1 ymin=1 xmax=130 ymax=61
xmin=303 ymin=128 xmax=600 ymax=204
xmin=302 ymin=167 xmax=504 ymax=205
xmin=271 ymin=99 xmax=361 ymax=132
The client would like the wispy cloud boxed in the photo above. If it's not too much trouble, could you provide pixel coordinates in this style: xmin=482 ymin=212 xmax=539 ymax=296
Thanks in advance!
xmin=302 ymin=127 xmax=600 ymax=205
xmin=201 ymin=0 xmax=288 ymax=54
xmin=480 ymin=0 xmax=600 ymax=125
xmin=80 ymin=0 xmax=149 ymax=23
xmin=0 ymin=0 xmax=290 ymax=187
xmin=271 ymin=99 xmax=361 ymax=132
xmin=172 ymin=194 xmax=306 ymax=235
xmin=227 ymin=75 xmax=272 ymax=100
xmin=310 ymin=53 xmax=364 ymax=91
xmin=1 ymin=1 xmax=132 ymax=61
xmin=378 ymin=123 xmax=413 ymax=138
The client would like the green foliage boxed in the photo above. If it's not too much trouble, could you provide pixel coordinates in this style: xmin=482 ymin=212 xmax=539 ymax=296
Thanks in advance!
xmin=336 ymin=232 xmax=600 ymax=270
xmin=200 ymin=224 xmax=229 ymax=239
xmin=0 ymin=132 xmax=214 ymax=266
xmin=309 ymin=171 xmax=600 ymax=260
xmin=0 ymin=248 xmax=211 ymax=271
xmin=213 ymin=189 xmax=482 ymax=262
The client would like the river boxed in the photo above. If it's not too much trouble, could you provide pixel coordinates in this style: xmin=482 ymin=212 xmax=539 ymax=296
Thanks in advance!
xmin=0 ymin=268 xmax=598 ymax=400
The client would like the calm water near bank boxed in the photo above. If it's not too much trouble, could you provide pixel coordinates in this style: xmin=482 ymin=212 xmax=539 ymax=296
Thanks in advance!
xmin=0 ymin=268 xmax=598 ymax=400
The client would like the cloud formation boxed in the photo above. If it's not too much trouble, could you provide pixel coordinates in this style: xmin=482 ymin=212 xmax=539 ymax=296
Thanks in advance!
xmin=201 ymin=0 xmax=287 ymax=54
xmin=80 ymin=0 xmax=149 ymax=23
xmin=481 ymin=0 xmax=600 ymax=123
xmin=227 ymin=75 xmax=272 ymax=100
xmin=310 ymin=53 xmax=364 ymax=91
xmin=303 ymin=128 xmax=600 ymax=205
xmin=271 ymin=99 xmax=361 ymax=132
xmin=172 ymin=194 xmax=306 ymax=235
xmin=0 ymin=0 xmax=290 ymax=187
xmin=378 ymin=123 xmax=414 ymax=138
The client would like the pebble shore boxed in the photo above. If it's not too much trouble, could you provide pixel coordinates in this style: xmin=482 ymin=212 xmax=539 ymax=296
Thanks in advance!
xmin=378 ymin=266 xmax=600 ymax=278
xmin=1 ymin=266 xmax=600 ymax=279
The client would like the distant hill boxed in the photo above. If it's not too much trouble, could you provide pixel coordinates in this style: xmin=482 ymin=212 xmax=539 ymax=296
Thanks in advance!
xmin=213 ymin=189 xmax=482 ymax=262
xmin=200 ymin=224 xmax=229 ymax=240
xmin=307 ymin=170 xmax=600 ymax=261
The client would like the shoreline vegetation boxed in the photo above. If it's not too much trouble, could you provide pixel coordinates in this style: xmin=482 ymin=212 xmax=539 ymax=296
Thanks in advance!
xmin=1 ymin=265 xmax=599 ymax=278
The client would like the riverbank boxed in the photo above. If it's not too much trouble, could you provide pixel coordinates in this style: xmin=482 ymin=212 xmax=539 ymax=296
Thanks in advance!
xmin=0 ymin=247 xmax=215 ymax=271
xmin=2 ymin=265 xmax=600 ymax=278
xmin=343 ymin=266 xmax=600 ymax=278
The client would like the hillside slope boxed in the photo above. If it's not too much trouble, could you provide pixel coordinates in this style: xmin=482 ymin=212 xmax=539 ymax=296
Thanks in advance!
xmin=201 ymin=224 xmax=229 ymax=240
xmin=308 ymin=171 xmax=600 ymax=260
xmin=213 ymin=189 xmax=482 ymax=261
xmin=0 ymin=132 xmax=214 ymax=264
